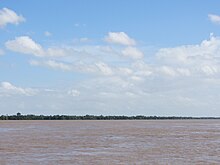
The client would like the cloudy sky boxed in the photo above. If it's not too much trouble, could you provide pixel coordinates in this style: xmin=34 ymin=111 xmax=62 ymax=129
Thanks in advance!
xmin=1 ymin=0 xmax=220 ymax=116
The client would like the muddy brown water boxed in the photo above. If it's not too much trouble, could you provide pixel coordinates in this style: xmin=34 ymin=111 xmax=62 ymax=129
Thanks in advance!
xmin=0 ymin=120 xmax=220 ymax=165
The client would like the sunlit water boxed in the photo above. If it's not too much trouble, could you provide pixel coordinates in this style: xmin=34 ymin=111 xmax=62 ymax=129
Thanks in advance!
xmin=0 ymin=120 xmax=220 ymax=164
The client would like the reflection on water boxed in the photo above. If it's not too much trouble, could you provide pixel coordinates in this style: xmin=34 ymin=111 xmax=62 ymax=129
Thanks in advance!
xmin=0 ymin=120 xmax=220 ymax=164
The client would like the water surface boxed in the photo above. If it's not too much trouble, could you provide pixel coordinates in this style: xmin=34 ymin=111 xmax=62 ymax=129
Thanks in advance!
xmin=0 ymin=120 xmax=220 ymax=164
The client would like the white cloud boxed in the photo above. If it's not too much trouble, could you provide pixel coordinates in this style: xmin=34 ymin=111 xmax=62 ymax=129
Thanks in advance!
xmin=95 ymin=62 xmax=114 ymax=76
xmin=44 ymin=60 xmax=72 ymax=71
xmin=46 ymin=47 xmax=66 ymax=57
xmin=176 ymin=68 xmax=191 ymax=76
xmin=0 ymin=49 xmax=4 ymax=55
xmin=208 ymin=14 xmax=220 ymax=24
xmin=21 ymin=34 xmax=220 ymax=79
xmin=132 ymin=61 xmax=153 ymax=77
xmin=30 ymin=60 xmax=72 ymax=71
xmin=0 ymin=8 xmax=25 ymax=28
xmin=122 ymin=47 xmax=144 ymax=59
xmin=0 ymin=82 xmax=37 ymax=96
xmin=5 ymin=36 xmax=44 ymax=56
xmin=30 ymin=59 xmax=115 ymax=76
xmin=117 ymin=67 xmax=133 ymax=76
xmin=151 ymin=35 xmax=220 ymax=77
xmin=156 ymin=35 xmax=220 ymax=65
xmin=3 ymin=34 xmax=220 ymax=116
xmin=158 ymin=66 xmax=177 ymax=77
xmin=68 ymin=89 xmax=80 ymax=97
xmin=105 ymin=32 xmax=136 ymax=46
xmin=5 ymin=36 xmax=66 ymax=57
xmin=200 ymin=65 xmax=218 ymax=75
xmin=44 ymin=31 xmax=52 ymax=37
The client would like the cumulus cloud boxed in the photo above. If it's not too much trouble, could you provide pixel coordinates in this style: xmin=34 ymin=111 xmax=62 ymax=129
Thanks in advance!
xmin=5 ymin=36 xmax=66 ymax=57
xmin=0 ymin=82 xmax=37 ymax=96
xmin=30 ymin=59 xmax=115 ymax=76
xmin=5 ymin=36 xmax=44 ymax=56
xmin=122 ymin=47 xmax=144 ymax=59
xmin=3 ymin=33 xmax=220 ymax=115
xmin=149 ymin=35 xmax=220 ymax=78
xmin=208 ymin=14 xmax=220 ymax=24
xmin=19 ymin=34 xmax=220 ymax=79
xmin=44 ymin=60 xmax=72 ymax=71
xmin=105 ymin=32 xmax=136 ymax=46
xmin=30 ymin=60 xmax=72 ymax=71
xmin=0 ymin=8 xmax=25 ymax=28
xmin=157 ymin=35 xmax=220 ymax=64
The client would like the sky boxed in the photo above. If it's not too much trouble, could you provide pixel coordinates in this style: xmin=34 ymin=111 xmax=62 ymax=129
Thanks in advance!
xmin=1 ymin=0 xmax=220 ymax=116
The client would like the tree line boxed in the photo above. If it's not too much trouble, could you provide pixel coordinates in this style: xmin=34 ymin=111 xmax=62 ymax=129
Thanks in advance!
xmin=0 ymin=113 xmax=219 ymax=120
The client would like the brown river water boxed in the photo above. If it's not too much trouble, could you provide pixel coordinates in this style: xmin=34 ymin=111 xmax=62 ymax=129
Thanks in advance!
xmin=0 ymin=120 xmax=220 ymax=165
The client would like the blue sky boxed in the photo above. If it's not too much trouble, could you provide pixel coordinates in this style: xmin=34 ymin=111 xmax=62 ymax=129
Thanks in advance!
xmin=1 ymin=1 xmax=220 ymax=116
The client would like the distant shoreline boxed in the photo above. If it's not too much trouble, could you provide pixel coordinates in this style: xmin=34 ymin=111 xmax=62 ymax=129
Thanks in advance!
xmin=1 ymin=114 xmax=220 ymax=120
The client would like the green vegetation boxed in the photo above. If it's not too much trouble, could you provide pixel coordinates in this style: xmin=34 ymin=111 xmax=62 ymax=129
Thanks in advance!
xmin=0 ymin=113 xmax=219 ymax=120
